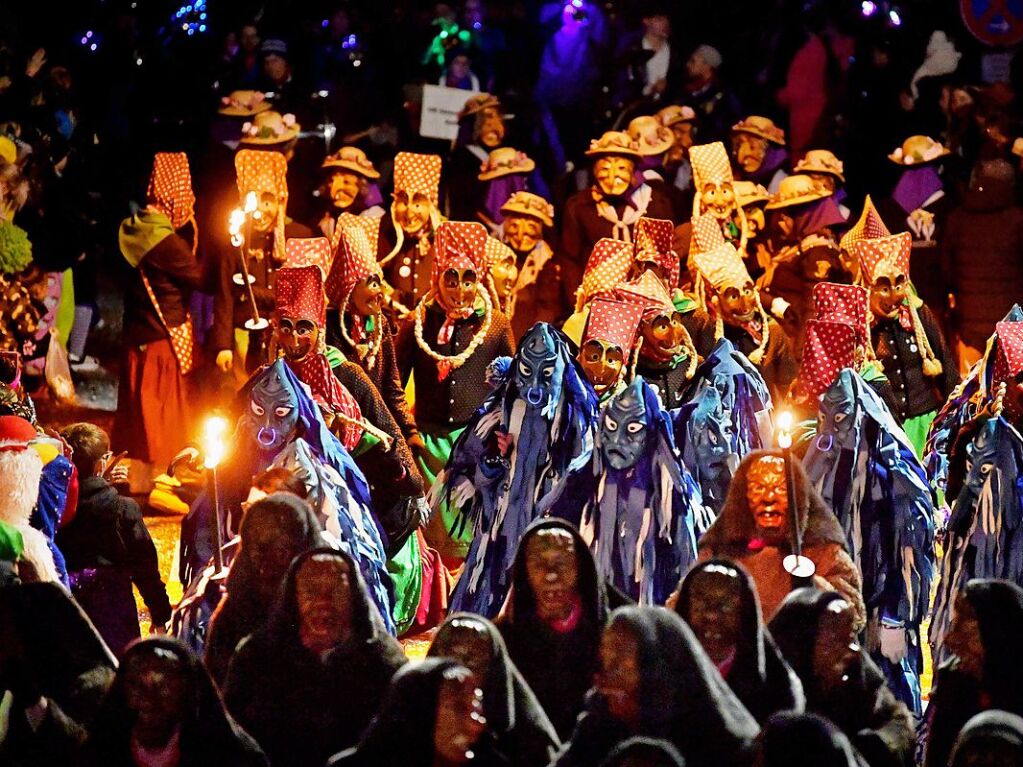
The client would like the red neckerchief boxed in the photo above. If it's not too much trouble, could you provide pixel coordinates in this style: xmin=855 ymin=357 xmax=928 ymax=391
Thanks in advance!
xmin=287 ymin=354 xmax=364 ymax=450
xmin=436 ymin=305 xmax=476 ymax=382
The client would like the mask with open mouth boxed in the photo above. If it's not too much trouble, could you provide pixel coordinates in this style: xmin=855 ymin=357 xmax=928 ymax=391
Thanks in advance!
xmin=243 ymin=362 xmax=301 ymax=453
xmin=599 ymin=378 xmax=648 ymax=470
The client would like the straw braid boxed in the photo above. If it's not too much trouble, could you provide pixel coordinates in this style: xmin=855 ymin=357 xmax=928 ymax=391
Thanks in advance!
xmin=708 ymin=291 xmax=770 ymax=366
xmin=337 ymin=295 xmax=382 ymax=371
xmin=908 ymin=298 xmax=942 ymax=377
xmin=413 ymin=288 xmax=493 ymax=369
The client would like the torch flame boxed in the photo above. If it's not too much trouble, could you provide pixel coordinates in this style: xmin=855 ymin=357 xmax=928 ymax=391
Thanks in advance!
xmin=244 ymin=191 xmax=258 ymax=213
xmin=776 ymin=409 xmax=793 ymax=449
xmin=202 ymin=416 xmax=230 ymax=469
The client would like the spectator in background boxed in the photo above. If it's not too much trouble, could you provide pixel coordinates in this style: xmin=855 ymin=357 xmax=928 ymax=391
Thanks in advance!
xmin=440 ymin=51 xmax=481 ymax=91
xmin=231 ymin=23 xmax=262 ymax=90
xmin=681 ymin=44 xmax=742 ymax=144
xmin=261 ymin=38 xmax=305 ymax=120
xmin=56 ymin=422 xmax=172 ymax=657
xmin=613 ymin=5 xmax=680 ymax=112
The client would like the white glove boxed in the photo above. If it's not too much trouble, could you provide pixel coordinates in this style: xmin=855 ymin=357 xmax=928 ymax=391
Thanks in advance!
xmin=879 ymin=624 xmax=908 ymax=664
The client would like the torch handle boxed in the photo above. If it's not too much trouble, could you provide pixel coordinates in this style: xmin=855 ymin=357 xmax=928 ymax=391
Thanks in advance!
xmin=209 ymin=466 xmax=224 ymax=574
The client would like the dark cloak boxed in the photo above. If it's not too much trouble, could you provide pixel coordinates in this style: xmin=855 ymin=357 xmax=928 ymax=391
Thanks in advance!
xmin=204 ymin=493 xmax=325 ymax=685
xmin=759 ymin=711 xmax=860 ymax=767
xmin=428 ymin=613 xmax=560 ymax=767
xmin=223 ymin=547 xmax=407 ymax=767
xmin=769 ymin=589 xmax=915 ymax=767
xmin=599 ymin=736 xmax=687 ymax=767
xmin=551 ymin=606 xmax=760 ymax=767
xmin=674 ymin=558 xmax=805 ymax=724
xmin=925 ymin=579 xmax=1023 ymax=767
xmin=79 ymin=636 xmax=268 ymax=767
xmin=0 ymin=582 xmax=116 ymax=767
xmin=327 ymin=658 xmax=511 ymax=767
xmin=949 ymin=710 xmax=1023 ymax=767
xmin=495 ymin=517 xmax=608 ymax=741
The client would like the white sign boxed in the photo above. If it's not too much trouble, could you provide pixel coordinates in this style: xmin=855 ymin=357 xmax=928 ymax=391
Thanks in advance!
xmin=420 ymin=84 xmax=480 ymax=141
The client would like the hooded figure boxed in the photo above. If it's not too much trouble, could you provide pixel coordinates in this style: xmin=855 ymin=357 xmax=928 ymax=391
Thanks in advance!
xmin=549 ymin=377 xmax=702 ymax=604
xmin=948 ymin=710 xmax=1023 ymax=767
xmin=223 ymin=548 xmax=407 ymax=766
xmin=552 ymin=606 xmax=759 ymax=767
xmin=929 ymin=410 xmax=1023 ymax=658
xmin=327 ymin=658 xmax=511 ymax=767
xmin=442 ymin=322 xmax=597 ymax=616
xmin=803 ymin=369 xmax=936 ymax=713
xmin=758 ymin=711 xmax=860 ymax=767
xmin=599 ymin=737 xmax=686 ymax=767
xmin=769 ymin=589 xmax=916 ymax=767
xmin=925 ymin=580 xmax=1023 ymax=767
xmin=203 ymin=493 xmax=327 ymax=685
xmin=428 ymin=613 xmax=560 ymax=766
xmin=79 ymin=637 xmax=268 ymax=767
xmin=495 ymin=518 xmax=609 ymax=740
xmin=673 ymin=559 xmax=804 ymax=724
xmin=698 ymin=450 xmax=865 ymax=626
xmin=0 ymin=582 xmax=117 ymax=766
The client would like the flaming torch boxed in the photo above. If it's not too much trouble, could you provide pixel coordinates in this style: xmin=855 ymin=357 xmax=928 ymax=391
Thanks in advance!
xmin=202 ymin=415 xmax=230 ymax=573
xmin=229 ymin=192 xmax=269 ymax=331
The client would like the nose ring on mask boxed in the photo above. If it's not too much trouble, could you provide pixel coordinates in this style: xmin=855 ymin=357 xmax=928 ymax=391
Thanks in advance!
xmin=815 ymin=433 xmax=833 ymax=452
xmin=257 ymin=427 xmax=278 ymax=447
xmin=526 ymin=387 xmax=544 ymax=406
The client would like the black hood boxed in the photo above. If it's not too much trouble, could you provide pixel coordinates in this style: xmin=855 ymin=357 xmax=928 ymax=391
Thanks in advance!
xmin=760 ymin=711 xmax=859 ymax=767
xmin=962 ymin=578 xmax=1023 ymax=714
xmin=950 ymin=710 xmax=1023 ymax=767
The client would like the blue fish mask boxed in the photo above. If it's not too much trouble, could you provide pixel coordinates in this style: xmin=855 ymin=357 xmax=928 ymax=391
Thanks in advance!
xmin=600 ymin=378 xmax=648 ymax=470
xmin=958 ymin=417 xmax=1002 ymax=505
xmin=815 ymin=369 xmax=860 ymax=452
xmin=243 ymin=360 xmax=301 ymax=453
xmin=513 ymin=323 xmax=565 ymax=414
xmin=692 ymin=387 xmax=735 ymax=480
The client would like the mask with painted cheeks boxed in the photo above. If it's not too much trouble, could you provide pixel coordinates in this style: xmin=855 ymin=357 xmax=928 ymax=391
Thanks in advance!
xmin=274 ymin=315 xmax=319 ymax=363
xmin=746 ymin=455 xmax=788 ymax=545
xmin=329 ymin=170 xmax=362 ymax=210
xmin=251 ymin=191 xmax=281 ymax=234
xmin=639 ymin=310 xmax=689 ymax=364
xmin=393 ymin=190 xmax=434 ymax=236
xmin=700 ymin=180 xmax=737 ymax=221
xmin=503 ymin=214 xmax=544 ymax=255
xmin=244 ymin=366 xmax=301 ymax=453
xmin=600 ymin=380 xmax=648 ymax=470
xmin=437 ymin=268 xmax=479 ymax=317
xmin=868 ymin=268 xmax=909 ymax=321
xmin=578 ymin=339 xmax=625 ymax=396
xmin=713 ymin=280 xmax=758 ymax=327
xmin=594 ymin=155 xmax=635 ymax=198
xmin=349 ymin=273 xmax=383 ymax=316
xmin=732 ymin=132 xmax=768 ymax=173
xmin=514 ymin=323 xmax=564 ymax=411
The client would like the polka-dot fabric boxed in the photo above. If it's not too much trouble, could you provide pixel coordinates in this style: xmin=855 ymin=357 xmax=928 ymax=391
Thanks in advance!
xmin=634 ymin=217 xmax=679 ymax=287
xmin=690 ymin=213 xmax=726 ymax=256
xmin=329 ymin=212 xmax=381 ymax=260
xmin=839 ymin=195 xmax=890 ymax=255
xmin=689 ymin=141 xmax=733 ymax=189
xmin=289 ymin=353 xmax=364 ymax=451
xmin=326 ymin=223 xmax=379 ymax=307
xmin=854 ymin=232 xmax=912 ymax=285
xmin=484 ymin=236 xmax=516 ymax=270
xmin=994 ymin=321 xmax=1023 ymax=419
xmin=432 ymin=221 xmax=489 ymax=293
xmin=147 ymin=152 xmax=195 ymax=230
xmin=615 ymin=270 xmax=675 ymax=321
xmin=692 ymin=241 xmax=751 ymax=292
xmin=394 ymin=152 xmax=442 ymax=204
xmin=235 ymin=149 xmax=288 ymax=199
xmin=584 ymin=297 xmax=643 ymax=352
xmin=284 ymin=237 xmax=331 ymax=275
xmin=812 ymin=282 xmax=869 ymax=345
xmin=798 ymin=319 xmax=857 ymax=398
xmin=274 ymin=265 xmax=326 ymax=327
xmin=578 ymin=237 xmax=635 ymax=308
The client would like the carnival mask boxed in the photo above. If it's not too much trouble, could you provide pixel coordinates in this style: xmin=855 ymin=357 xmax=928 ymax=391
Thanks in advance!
xmin=806 ymin=172 xmax=837 ymax=194
xmin=732 ymin=133 xmax=768 ymax=174
xmin=960 ymin=419 xmax=1000 ymax=502
xmin=597 ymin=621 xmax=642 ymax=729
xmin=434 ymin=667 xmax=487 ymax=765
xmin=665 ymin=122 xmax=694 ymax=165
xmin=600 ymin=380 xmax=648 ymax=470
xmin=524 ymin=527 xmax=579 ymax=623
xmin=693 ymin=389 xmax=735 ymax=480
xmin=432 ymin=618 xmax=494 ymax=683
xmin=578 ymin=339 xmax=625 ymax=396
xmin=714 ymin=281 xmax=758 ymax=328
xmin=438 ymin=268 xmax=479 ymax=316
xmin=296 ymin=554 xmax=353 ymax=655
xmin=489 ymin=250 xmax=519 ymax=302
xmin=700 ymin=180 xmax=736 ymax=220
xmin=746 ymin=455 xmax=788 ymax=544
xmin=594 ymin=155 xmax=635 ymax=198
xmin=122 ymin=648 xmax=192 ymax=747
xmin=274 ymin=316 xmax=319 ymax=363
xmin=812 ymin=599 xmax=861 ymax=693
xmin=244 ymin=364 xmax=301 ymax=452
xmin=503 ymin=214 xmax=543 ymax=254
xmin=393 ymin=190 xmax=433 ymax=235
xmin=245 ymin=510 xmax=305 ymax=600
xmin=817 ymin=375 xmax=859 ymax=449
xmin=868 ymin=271 xmax=909 ymax=321
xmin=329 ymin=170 xmax=361 ymax=210
xmin=742 ymin=206 xmax=765 ymax=239
xmin=349 ymin=274 xmax=383 ymax=316
xmin=639 ymin=311 xmax=688 ymax=364
xmin=944 ymin=594 xmax=985 ymax=681
xmin=251 ymin=191 xmax=280 ymax=234
xmin=514 ymin=324 xmax=565 ymax=412
xmin=477 ymin=107 xmax=506 ymax=149
xmin=685 ymin=564 xmax=743 ymax=665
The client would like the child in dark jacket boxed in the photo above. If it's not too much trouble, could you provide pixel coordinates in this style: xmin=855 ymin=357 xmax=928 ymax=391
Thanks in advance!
xmin=56 ymin=423 xmax=171 ymax=657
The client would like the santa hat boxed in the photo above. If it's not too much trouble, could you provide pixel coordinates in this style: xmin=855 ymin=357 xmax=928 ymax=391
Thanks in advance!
xmin=583 ymin=297 xmax=643 ymax=353
xmin=576 ymin=238 xmax=634 ymax=311
xmin=147 ymin=152 xmax=196 ymax=232
xmin=812 ymin=282 xmax=870 ymax=347
xmin=839 ymin=195 xmax=890 ymax=256
xmin=326 ymin=223 xmax=381 ymax=308
xmin=797 ymin=320 xmax=858 ymax=399
xmin=393 ymin=152 xmax=442 ymax=204
xmin=284 ymin=237 xmax=331 ymax=275
xmin=994 ymin=321 xmax=1023 ymax=420
xmin=274 ymin=266 xmax=326 ymax=327
xmin=633 ymin=217 xmax=679 ymax=288
xmin=235 ymin=149 xmax=289 ymax=264
xmin=432 ymin=221 xmax=488 ymax=294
